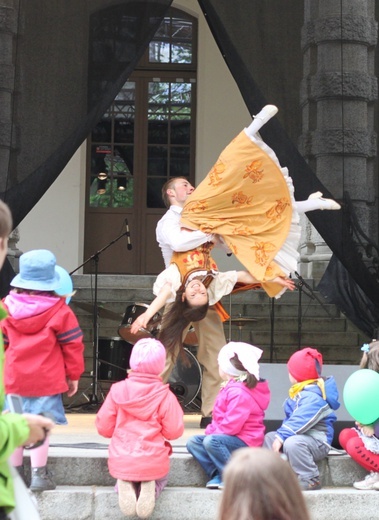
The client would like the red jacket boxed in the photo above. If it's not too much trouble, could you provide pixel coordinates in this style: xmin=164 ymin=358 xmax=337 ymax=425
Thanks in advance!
xmin=96 ymin=372 xmax=184 ymax=481
xmin=2 ymin=295 xmax=84 ymax=396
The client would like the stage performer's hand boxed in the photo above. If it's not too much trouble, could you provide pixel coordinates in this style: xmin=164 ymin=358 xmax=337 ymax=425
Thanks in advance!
xmin=130 ymin=312 xmax=150 ymax=334
xmin=273 ymin=277 xmax=296 ymax=291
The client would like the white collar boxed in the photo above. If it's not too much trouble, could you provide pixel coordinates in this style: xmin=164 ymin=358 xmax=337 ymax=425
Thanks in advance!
xmin=170 ymin=205 xmax=183 ymax=215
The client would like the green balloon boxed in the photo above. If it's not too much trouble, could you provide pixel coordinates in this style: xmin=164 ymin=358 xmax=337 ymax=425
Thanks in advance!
xmin=343 ymin=369 xmax=379 ymax=424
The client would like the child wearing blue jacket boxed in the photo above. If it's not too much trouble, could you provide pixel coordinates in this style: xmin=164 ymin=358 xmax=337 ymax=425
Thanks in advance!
xmin=264 ymin=347 xmax=340 ymax=491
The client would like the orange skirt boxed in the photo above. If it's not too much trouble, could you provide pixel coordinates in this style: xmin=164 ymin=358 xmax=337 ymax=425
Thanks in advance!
xmin=180 ymin=131 xmax=297 ymax=298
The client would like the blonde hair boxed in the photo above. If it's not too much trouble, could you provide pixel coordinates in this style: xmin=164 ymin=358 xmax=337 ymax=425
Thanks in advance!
xmin=360 ymin=340 xmax=379 ymax=372
xmin=218 ymin=448 xmax=310 ymax=520
xmin=0 ymin=200 xmax=12 ymax=238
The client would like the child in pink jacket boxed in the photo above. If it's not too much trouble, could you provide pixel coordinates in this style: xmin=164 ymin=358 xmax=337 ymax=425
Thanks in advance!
xmin=95 ymin=337 xmax=184 ymax=519
xmin=186 ymin=341 xmax=270 ymax=489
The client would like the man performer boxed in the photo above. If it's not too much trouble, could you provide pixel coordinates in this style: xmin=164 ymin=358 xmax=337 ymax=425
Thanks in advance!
xmin=156 ymin=177 xmax=229 ymax=428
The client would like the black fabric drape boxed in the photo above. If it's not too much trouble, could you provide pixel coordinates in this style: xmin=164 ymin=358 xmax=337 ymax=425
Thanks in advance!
xmin=197 ymin=0 xmax=379 ymax=314
xmin=318 ymin=255 xmax=379 ymax=339
xmin=2 ymin=0 xmax=173 ymax=229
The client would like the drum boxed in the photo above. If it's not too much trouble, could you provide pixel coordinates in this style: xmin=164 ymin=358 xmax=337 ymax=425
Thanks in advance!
xmin=98 ymin=337 xmax=132 ymax=382
xmin=118 ymin=302 xmax=161 ymax=344
xmin=168 ymin=348 xmax=202 ymax=407
xmin=183 ymin=326 xmax=198 ymax=347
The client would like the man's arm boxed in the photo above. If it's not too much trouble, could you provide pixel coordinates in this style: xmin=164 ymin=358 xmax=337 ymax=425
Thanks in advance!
xmin=157 ymin=211 xmax=212 ymax=253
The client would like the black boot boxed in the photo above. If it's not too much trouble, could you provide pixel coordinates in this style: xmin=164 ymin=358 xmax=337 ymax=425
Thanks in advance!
xmin=30 ymin=466 xmax=56 ymax=492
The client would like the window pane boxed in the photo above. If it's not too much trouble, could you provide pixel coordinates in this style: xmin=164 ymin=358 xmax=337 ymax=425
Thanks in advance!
xmin=170 ymin=147 xmax=190 ymax=177
xmin=148 ymin=120 xmax=168 ymax=144
xmin=89 ymin=146 xmax=134 ymax=208
xmin=92 ymin=116 xmax=112 ymax=142
xmin=149 ymin=13 xmax=193 ymax=64
xmin=147 ymin=178 xmax=167 ymax=208
xmin=148 ymin=146 xmax=168 ymax=176
xmin=114 ymin=82 xmax=135 ymax=143
xmin=171 ymin=120 xmax=190 ymax=145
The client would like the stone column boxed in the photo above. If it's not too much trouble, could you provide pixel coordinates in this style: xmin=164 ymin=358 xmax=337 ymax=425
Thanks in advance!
xmin=0 ymin=0 xmax=18 ymax=189
xmin=298 ymin=0 xmax=378 ymax=280
xmin=0 ymin=1 xmax=21 ymax=266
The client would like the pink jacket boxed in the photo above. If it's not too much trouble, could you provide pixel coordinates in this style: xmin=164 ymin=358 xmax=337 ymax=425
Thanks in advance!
xmin=205 ymin=379 xmax=271 ymax=446
xmin=95 ymin=372 xmax=184 ymax=481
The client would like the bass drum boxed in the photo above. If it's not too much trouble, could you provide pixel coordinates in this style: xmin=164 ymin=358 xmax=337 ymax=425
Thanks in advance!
xmin=98 ymin=337 xmax=132 ymax=382
xmin=168 ymin=348 xmax=202 ymax=408
xmin=118 ymin=302 xmax=161 ymax=344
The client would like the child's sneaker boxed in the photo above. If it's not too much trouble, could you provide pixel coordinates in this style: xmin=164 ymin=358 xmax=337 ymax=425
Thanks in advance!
xmin=353 ymin=472 xmax=379 ymax=490
xmin=206 ymin=474 xmax=222 ymax=489
xmin=118 ymin=480 xmax=137 ymax=516
xmin=299 ymin=478 xmax=322 ymax=491
xmin=136 ymin=480 xmax=155 ymax=519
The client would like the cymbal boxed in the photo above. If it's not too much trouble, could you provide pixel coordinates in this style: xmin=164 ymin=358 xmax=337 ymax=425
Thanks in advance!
xmin=229 ymin=316 xmax=258 ymax=324
xmin=72 ymin=301 xmax=122 ymax=322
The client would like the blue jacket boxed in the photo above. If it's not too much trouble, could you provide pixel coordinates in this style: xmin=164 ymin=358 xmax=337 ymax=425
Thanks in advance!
xmin=276 ymin=376 xmax=340 ymax=445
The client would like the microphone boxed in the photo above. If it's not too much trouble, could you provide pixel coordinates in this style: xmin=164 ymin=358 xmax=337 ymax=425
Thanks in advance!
xmin=125 ymin=218 xmax=132 ymax=250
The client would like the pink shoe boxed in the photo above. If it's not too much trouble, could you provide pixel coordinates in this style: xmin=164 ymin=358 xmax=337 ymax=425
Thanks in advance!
xmin=136 ymin=480 xmax=156 ymax=518
xmin=118 ymin=480 xmax=137 ymax=517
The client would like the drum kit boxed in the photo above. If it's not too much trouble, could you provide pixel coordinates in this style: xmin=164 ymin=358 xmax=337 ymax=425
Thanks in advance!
xmin=72 ymin=299 xmax=257 ymax=411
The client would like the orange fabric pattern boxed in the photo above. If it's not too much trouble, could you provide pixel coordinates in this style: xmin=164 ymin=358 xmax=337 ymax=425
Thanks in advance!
xmin=180 ymin=131 xmax=292 ymax=298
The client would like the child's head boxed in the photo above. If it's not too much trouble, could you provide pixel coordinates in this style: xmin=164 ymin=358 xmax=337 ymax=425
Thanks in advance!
xmin=10 ymin=249 xmax=61 ymax=292
xmin=219 ymin=447 xmax=311 ymax=520
xmin=129 ymin=338 xmax=166 ymax=375
xmin=360 ymin=340 xmax=379 ymax=372
xmin=287 ymin=347 xmax=323 ymax=384
xmin=217 ymin=341 xmax=262 ymax=389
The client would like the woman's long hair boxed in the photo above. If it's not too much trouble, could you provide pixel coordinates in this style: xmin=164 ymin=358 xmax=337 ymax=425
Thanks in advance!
xmin=158 ymin=287 xmax=208 ymax=361
xmin=218 ymin=448 xmax=311 ymax=520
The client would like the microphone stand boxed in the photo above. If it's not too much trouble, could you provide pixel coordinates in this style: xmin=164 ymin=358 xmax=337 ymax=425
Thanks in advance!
xmin=69 ymin=229 xmax=130 ymax=408
xmin=293 ymin=271 xmax=334 ymax=351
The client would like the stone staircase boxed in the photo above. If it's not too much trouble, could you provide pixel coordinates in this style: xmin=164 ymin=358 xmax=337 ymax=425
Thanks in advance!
xmin=28 ymin=447 xmax=379 ymax=520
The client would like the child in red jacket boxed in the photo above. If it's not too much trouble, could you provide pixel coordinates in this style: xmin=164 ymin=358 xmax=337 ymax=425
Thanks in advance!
xmin=96 ymin=337 xmax=184 ymax=519
xmin=2 ymin=249 xmax=84 ymax=492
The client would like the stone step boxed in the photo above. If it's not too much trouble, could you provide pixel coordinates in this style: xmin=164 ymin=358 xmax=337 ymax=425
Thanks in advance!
xmin=22 ymin=451 xmax=366 ymax=489
xmin=32 ymin=485 xmax=379 ymax=520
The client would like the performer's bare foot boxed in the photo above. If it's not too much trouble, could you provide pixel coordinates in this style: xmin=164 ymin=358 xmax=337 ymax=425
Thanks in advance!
xmin=308 ymin=192 xmax=341 ymax=210
xmin=245 ymin=105 xmax=279 ymax=136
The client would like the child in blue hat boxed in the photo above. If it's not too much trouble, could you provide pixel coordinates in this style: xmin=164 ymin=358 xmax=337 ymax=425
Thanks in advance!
xmin=2 ymin=249 xmax=85 ymax=492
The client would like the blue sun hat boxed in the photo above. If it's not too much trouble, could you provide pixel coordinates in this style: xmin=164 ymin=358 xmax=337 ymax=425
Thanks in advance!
xmin=10 ymin=249 xmax=61 ymax=291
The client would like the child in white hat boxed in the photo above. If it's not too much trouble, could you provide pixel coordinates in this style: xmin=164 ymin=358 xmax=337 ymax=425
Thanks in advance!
xmin=186 ymin=341 xmax=270 ymax=489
